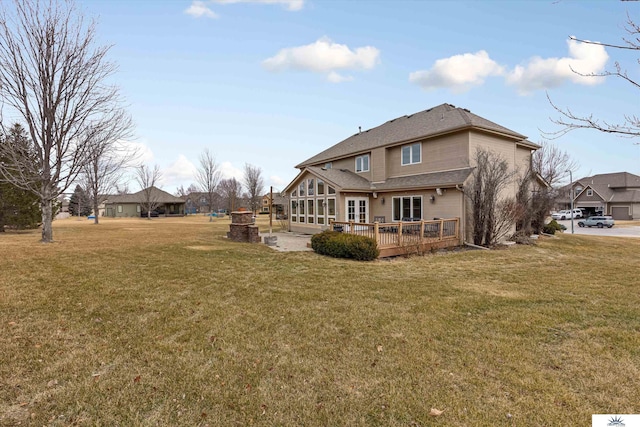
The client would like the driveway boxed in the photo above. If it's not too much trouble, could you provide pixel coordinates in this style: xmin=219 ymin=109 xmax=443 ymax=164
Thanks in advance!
xmin=556 ymin=220 xmax=640 ymax=238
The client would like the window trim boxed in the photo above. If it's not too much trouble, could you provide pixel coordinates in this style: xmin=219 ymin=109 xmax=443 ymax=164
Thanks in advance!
xmin=586 ymin=189 xmax=593 ymax=197
xmin=401 ymin=143 xmax=421 ymax=166
xmin=355 ymin=154 xmax=370 ymax=173
xmin=391 ymin=196 xmax=423 ymax=221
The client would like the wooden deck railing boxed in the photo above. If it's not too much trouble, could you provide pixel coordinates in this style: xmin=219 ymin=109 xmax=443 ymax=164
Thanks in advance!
xmin=329 ymin=218 xmax=460 ymax=257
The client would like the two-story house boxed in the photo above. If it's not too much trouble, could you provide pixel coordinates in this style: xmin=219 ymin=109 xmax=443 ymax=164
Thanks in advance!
xmin=556 ymin=172 xmax=640 ymax=220
xmin=283 ymin=103 xmax=539 ymax=244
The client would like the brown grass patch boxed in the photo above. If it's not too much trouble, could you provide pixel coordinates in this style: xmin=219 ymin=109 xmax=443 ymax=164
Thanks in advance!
xmin=1 ymin=217 xmax=638 ymax=426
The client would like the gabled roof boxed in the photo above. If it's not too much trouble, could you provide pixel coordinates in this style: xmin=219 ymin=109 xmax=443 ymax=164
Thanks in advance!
xmin=297 ymin=103 xmax=534 ymax=168
xmin=103 ymin=186 xmax=185 ymax=204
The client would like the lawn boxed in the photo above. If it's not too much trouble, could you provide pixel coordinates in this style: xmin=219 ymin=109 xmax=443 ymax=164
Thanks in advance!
xmin=1 ymin=216 xmax=639 ymax=426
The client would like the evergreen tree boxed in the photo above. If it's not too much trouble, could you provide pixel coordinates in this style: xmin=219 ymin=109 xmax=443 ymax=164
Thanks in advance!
xmin=0 ymin=124 xmax=41 ymax=231
xmin=68 ymin=185 xmax=92 ymax=217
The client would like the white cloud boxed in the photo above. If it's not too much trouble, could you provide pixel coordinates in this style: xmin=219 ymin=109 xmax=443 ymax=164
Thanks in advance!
xmin=211 ymin=0 xmax=304 ymax=11
xmin=326 ymin=71 xmax=353 ymax=83
xmin=220 ymin=161 xmax=244 ymax=181
xmin=160 ymin=155 xmax=197 ymax=188
xmin=409 ymin=50 xmax=504 ymax=93
xmin=506 ymin=38 xmax=609 ymax=94
xmin=269 ymin=175 xmax=285 ymax=186
xmin=262 ymin=37 xmax=380 ymax=82
xmin=117 ymin=140 xmax=154 ymax=164
xmin=184 ymin=1 xmax=219 ymax=18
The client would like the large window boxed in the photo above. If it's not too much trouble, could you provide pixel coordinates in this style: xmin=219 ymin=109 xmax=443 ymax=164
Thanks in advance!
xmin=307 ymin=199 xmax=314 ymax=223
xmin=327 ymin=198 xmax=336 ymax=220
xmin=317 ymin=199 xmax=325 ymax=225
xmin=355 ymin=155 xmax=369 ymax=173
xmin=402 ymin=143 xmax=421 ymax=165
xmin=307 ymin=179 xmax=315 ymax=196
xmin=291 ymin=200 xmax=297 ymax=222
xmin=298 ymin=182 xmax=305 ymax=197
xmin=392 ymin=196 xmax=422 ymax=221
xmin=317 ymin=179 xmax=325 ymax=196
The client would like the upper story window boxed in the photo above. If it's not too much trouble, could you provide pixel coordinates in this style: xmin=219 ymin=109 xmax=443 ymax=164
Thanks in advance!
xmin=325 ymin=162 xmax=332 ymax=169
xmin=355 ymin=154 xmax=369 ymax=173
xmin=586 ymin=189 xmax=593 ymax=197
xmin=402 ymin=143 xmax=421 ymax=166
xmin=317 ymin=179 xmax=325 ymax=195
xmin=298 ymin=182 xmax=305 ymax=197
xmin=308 ymin=178 xmax=315 ymax=196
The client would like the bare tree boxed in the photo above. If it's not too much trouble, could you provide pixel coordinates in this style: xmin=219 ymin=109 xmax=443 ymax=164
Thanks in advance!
xmin=546 ymin=14 xmax=639 ymax=139
xmin=532 ymin=140 xmax=579 ymax=186
xmin=242 ymin=163 xmax=264 ymax=214
xmin=80 ymin=110 xmax=135 ymax=224
xmin=0 ymin=0 xmax=128 ymax=242
xmin=466 ymin=148 xmax=517 ymax=246
xmin=135 ymin=164 xmax=162 ymax=219
xmin=218 ymin=177 xmax=242 ymax=213
xmin=195 ymin=149 xmax=221 ymax=221
xmin=115 ymin=183 xmax=130 ymax=195
xmin=526 ymin=140 xmax=579 ymax=233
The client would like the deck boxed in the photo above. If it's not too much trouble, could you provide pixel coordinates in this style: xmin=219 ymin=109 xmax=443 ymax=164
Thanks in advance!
xmin=330 ymin=218 xmax=460 ymax=258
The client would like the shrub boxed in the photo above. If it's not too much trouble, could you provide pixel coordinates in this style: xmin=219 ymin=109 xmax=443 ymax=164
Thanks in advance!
xmin=543 ymin=219 xmax=564 ymax=235
xmin=510 ymin=230 xmax=534 ymax=245
xmin=311 ymin=230 xmax=379 ymax=261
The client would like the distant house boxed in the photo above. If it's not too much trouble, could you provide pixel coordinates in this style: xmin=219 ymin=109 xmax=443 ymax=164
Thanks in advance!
xmin=261 ymin=193 xmax=288 ymax=217
xmin=103 ymin=187 xmax=185 ymax=218
xmin=183 ymin=191 xmax=218 ymax=214
xmin=557 ymin=172 xmax=640 ymax=220
xmin=283 ymin=103 xmax=540 ymax=252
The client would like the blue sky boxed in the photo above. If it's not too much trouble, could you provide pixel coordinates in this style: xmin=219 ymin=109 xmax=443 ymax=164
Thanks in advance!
xmin=80 ymin=0 xmax=639 ymax=194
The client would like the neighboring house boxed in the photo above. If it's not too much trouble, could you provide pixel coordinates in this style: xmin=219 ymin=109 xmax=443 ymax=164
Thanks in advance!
xmin=283 ymin=103 xmax=539 ymax=245
xmin=183 ymin=191 xmax=218 ymax=214
xmin=261 ymin=193 xmax=288 ymax=217
xmin=103 ymin=186 xmax=185 ymax=218
xmin=556 ymin=172 xmax=640 ymax=220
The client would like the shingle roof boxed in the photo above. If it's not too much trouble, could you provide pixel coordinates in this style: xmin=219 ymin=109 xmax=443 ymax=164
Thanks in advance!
xmin=609 ymin=189 xmax=640 ymax=203
xmin=577 ymin=172 xmax=640 ymax=189
xmin=372 ymin=168 xmax=473 ymax=191
xmin=299 ymin=166 xmax=473 ymax=192
xmin=103 ymin=186 xmax=185 ymax=204
xmin=297 ymin=103 xmax=531 ymax=168
xmin=307 ymin=166 xmax=371 ymax=190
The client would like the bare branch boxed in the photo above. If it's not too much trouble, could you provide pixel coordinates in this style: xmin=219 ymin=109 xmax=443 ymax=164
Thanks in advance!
xmin=135 ymin=164 xmax=162 ymax=219
xmin=195 ymin=148 xmax=221 ymax=218
xmin=0 ymin=0 xmax=130 ymax=242
xmin=242 ymin=163 xmax=264 ymax=214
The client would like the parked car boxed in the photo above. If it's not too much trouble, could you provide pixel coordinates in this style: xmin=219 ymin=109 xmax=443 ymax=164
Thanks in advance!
xmin=577 ymin=216 xmax=615 ymax=228
xmin=551 ymin=209 xmax=583 ymax=220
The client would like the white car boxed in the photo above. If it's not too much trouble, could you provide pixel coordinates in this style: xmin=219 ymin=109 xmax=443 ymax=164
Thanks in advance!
xmin=551 ymin=209 xmax=583 ymax=220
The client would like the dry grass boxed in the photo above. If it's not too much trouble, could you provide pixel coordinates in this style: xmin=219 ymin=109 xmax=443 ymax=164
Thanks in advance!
xmin=1 ymin=216 xmax=639 ymax=426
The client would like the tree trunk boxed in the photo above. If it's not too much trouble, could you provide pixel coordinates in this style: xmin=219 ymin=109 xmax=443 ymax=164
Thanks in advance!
xmin=93 ymin=199 xmax=100 ymax=224
xmin=41 ymin=198 xmax=53 ymax=243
